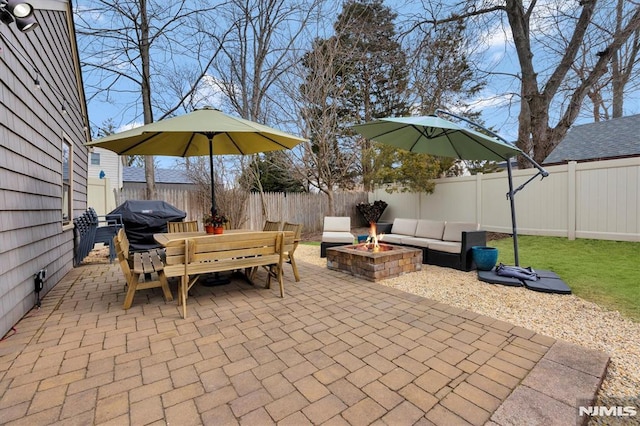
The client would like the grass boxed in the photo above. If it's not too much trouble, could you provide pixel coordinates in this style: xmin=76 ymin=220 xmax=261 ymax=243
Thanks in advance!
xmin=488 ymin=236 xmax=640 ymax=321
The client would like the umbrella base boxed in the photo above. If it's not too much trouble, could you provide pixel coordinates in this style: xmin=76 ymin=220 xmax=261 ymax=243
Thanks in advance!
xmin=477 ymin=268 xmax=523 ymax=287
xmin=478 ymin=268 xmax=571 ymax=294
xmin=200 ymin=272 xmax=231 ymax=286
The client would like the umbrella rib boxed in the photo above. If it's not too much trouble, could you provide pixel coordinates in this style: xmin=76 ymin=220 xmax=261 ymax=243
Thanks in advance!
xmin=464 ymin=133 xmax=511 ymax=160
xmin=226 ymin=132 xmax=292 ymax=155
xmin=443 ymin=132 xmax=464 ymax=159
xmin=182 ymin=133 xmax=200 ymax=157
xmin=120 ymin=132 xmax=163 ymax=155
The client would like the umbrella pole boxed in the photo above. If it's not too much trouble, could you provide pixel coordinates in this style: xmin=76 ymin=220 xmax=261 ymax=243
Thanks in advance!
xmin=209 ymin=137 xmax=216 ymax=216
xmin=203 ymin=134 xmax=232 ymax=287
xmin=506 ymin=157 xmax=520 ymax=266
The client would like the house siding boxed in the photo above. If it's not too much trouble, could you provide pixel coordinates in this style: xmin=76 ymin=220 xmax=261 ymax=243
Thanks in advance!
xmin=0 ymin=4 xmax=88 ymax=337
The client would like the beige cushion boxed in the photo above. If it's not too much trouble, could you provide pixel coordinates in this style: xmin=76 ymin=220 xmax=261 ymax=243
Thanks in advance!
xmin=322 ymin=231 xmax=355 ymax=243
xmin=428 ymin=240 xmax=462 ymax=254
xmin=442 ymin=222 xmax=480 ymax=242
xmin=378 ymin=234 xmax=404 ymax=245
xmin=323 ymin=216 xmax=351 ymax=232
xmin=415 ymin=219 xmax=445 ymax=240
xmin=391 ymin=218 xmax=418 ymax=236
xmin=401 ymin=237 xmax=442 ymax=248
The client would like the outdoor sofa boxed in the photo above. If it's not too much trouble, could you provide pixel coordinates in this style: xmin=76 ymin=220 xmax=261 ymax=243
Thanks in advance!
xmin=376 ymin=218 xmax=486 ymax=271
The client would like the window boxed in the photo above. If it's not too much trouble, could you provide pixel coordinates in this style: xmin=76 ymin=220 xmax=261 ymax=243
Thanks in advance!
xmin=90 ymin=152 xmax=100 ymax=165
xmin=62 ymin=139 xmax=72 ymax=224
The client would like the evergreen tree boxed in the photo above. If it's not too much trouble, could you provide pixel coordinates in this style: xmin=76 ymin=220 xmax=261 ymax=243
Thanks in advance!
xmin=332 ymin=0 xmax=410 ymax=191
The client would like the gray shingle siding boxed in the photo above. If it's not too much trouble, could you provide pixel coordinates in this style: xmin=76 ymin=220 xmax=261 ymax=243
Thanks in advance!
xmin=123 ymin=167 xmax=193 ymax=184
xmin=544 ymin=114 xmax=640 ymax=164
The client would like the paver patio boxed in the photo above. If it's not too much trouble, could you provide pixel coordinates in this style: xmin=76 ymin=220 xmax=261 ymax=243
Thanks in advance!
xmin=0 ymin=254 xmax=609 ymax=425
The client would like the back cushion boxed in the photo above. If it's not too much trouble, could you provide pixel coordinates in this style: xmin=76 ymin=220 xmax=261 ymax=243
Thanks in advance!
xmin=323 ymin=216 xmax=351 ymax=232
xmin=442 ymin=222 xmax=480 ymax=242
xmin=391 ymin=218 xmax=418 ymax=236
xmin=415 ymin=219 xmax=445 ymax=240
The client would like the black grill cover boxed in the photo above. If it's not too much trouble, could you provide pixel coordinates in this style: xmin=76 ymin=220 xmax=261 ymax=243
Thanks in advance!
xmin=108 ymin=200 xmax=186 ymax=251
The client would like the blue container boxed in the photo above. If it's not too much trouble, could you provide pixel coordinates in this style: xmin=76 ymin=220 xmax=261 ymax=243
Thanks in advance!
xmin=472 ymin=246 xmax=498 ymax=271
xmin=357 ymin=235 xmax=368 ymax=243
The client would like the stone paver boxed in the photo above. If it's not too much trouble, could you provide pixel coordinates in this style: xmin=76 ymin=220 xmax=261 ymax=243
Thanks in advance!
xmin=0 ymin=255 xmax=609 ymax=424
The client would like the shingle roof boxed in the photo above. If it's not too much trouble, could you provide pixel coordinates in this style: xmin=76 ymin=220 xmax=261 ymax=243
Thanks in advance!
xmin=123 ymin=167 xmax=193 ymax=184
xmin=543 ymin=114 xmax=640 ymax=164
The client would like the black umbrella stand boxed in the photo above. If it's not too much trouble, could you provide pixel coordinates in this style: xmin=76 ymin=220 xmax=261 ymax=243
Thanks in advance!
xmin=435 ymin=110 xmax=549 ymax=266
xmin=435 ymin=111 xmax=570 ymax=294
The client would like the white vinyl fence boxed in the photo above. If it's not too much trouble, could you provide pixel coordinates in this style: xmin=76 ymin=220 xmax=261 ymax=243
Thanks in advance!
xmin=371 ymin=158 xmax=639 ymax=242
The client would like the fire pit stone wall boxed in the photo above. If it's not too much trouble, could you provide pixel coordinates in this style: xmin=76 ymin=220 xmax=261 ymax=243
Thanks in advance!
xmin=326 ymin=244 xmax=422 ymax=282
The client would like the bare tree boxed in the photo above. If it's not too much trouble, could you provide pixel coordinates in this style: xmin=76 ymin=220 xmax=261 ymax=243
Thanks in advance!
xmin=75 ymin=0 xmax=223 ymax=198
xmin=190 ymin=0 xmax=322 ymax=216
xmin=409 ymin=0 xmax=640 ymax=166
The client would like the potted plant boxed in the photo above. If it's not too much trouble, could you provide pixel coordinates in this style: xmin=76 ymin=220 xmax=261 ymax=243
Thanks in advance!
xmin=203 ymin=212 xmax=229 ymax=234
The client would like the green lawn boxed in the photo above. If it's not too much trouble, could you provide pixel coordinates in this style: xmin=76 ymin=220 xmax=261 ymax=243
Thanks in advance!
xmin=488 ymin=236 xmax=640 ymax=321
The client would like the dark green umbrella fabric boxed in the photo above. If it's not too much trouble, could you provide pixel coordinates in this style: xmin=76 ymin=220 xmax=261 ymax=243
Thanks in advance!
xmin=351 ymin=115 xmax=522 ymax=161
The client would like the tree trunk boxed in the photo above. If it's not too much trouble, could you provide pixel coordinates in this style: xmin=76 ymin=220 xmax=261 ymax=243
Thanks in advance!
xmin=326 ymin=190 xmax=335 ymax=216
xmin=140 ymin=0 xmax=156 ymax=199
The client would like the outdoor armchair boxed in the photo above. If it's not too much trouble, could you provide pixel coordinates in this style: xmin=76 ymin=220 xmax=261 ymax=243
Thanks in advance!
xmin=321 ymin=216 xmax=355 ymax=257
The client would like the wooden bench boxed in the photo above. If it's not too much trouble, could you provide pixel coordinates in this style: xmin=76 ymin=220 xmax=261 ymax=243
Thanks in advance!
xmin=113 ymin=229 xmax=173 ymax=310
xmin=163 ymin=231 xmax=295 ymax=319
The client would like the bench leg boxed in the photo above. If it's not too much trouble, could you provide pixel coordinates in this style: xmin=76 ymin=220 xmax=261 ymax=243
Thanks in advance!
xmin=123 ymin=273 xmax=140 ymax=309
xmin=289 ymin=254 xmax=300 ymax=282
xmin=180 ymin=275 xmax=188 ymax=319
xmin=158 ymin=271 xmax=173 ymax=302
xmin=278 ymin=266 xmax=285 ymax=298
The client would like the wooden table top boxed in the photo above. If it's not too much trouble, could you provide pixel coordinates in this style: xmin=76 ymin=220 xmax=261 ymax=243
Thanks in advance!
xmin=153 ymin=229 xmax=254 ymax=246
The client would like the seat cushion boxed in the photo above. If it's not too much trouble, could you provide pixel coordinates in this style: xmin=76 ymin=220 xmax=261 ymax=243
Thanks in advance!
xmin=323 ymin=216 xmax=351 ymax=232
xmin=415 ymin=219 xmax=445 ymax=240
xmin=442 ymin=222 xmax=480 ymax=242
xmin=401 ymin=237 xmax=442 ymax=248
xmin=391 ymin=218 xmax=418 ymax=236
xmin=428 ymin=240 xmax=462 ymax=254
xmin=378 ymin=234 xmax=405 ymax=245
xmin=322 ymin=231 xmax=355 ymax=243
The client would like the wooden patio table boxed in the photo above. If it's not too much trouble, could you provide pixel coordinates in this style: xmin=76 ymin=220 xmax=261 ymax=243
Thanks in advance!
xmin=153 ymin=229 xmax=254 ymax=247
xmin=153 ymin=230 xmax=293 ymax=318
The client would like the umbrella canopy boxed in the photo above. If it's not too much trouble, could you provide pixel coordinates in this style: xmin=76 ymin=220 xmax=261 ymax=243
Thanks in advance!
xmin=352 ymin=113 xmax=547 ymax=267
xmin=86 ymin=107 xmax=306 ymax=215
xmin=351 ymin=115 xmax=522 ymax=161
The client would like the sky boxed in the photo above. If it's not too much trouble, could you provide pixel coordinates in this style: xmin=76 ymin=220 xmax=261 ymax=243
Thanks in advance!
xmin=78 ymin=0 xmax=640 ymax=170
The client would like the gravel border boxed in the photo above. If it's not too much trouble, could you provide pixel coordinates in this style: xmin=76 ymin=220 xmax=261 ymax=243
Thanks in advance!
xmin=295 ymin=244 xmax=640 ymax=413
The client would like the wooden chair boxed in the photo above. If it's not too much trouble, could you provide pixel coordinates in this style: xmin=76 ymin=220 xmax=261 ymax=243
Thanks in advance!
xmin=113 ymin=229 xmax=173 ymax=309
xmin=167 ymin=220 xmax=198 ymax=233
xmin=282 ymin=222 xmax=303 ymax=282
xmin=263 ymin=220 xmax=282 ymax=231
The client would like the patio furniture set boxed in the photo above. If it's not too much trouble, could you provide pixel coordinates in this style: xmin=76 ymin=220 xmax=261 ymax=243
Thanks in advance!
xmin=321 ymin=216 xmax=485 ymax=272
xmin=111 ymin=218 xmax=302 ymax=319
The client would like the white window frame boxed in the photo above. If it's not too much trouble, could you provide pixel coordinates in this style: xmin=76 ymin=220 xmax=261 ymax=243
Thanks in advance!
xmin=62 ymin=136 xmax=72 ymax=225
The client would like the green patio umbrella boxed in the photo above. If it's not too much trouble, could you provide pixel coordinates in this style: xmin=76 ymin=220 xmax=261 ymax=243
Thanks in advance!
xmin=351 ymin=114 xmax=522 ymax=161
xmin=86 ymin=107 xmax=307 ymax=216
xmin=352 ymin=112 xmax=549 ymax=266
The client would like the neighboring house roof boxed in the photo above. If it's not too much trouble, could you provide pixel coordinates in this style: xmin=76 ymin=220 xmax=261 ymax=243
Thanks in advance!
xmin=123 ymin=167 xmax=193 ymax=184
xmin=544 ymin=114 xmax=640 ymax=164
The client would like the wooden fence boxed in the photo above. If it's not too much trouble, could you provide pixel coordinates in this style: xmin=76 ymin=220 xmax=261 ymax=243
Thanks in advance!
xmin=118 ymin=188 xmax=369 ymax=233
